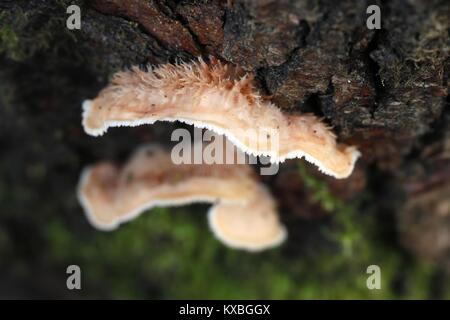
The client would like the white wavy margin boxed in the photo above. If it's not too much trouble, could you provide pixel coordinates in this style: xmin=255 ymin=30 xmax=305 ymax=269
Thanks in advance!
xmin=77 ymin=166 xmax=287 ymax=252
xmin=82 ymin=100 xmax=361 ymax=179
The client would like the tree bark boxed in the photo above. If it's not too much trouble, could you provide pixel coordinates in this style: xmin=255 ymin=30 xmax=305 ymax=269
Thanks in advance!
xmin=0 ymin=0 xmax=449 ymax=268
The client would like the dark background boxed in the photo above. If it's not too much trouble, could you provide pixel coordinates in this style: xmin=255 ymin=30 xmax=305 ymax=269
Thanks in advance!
xmin=0 ymin=0 xmax=448 ymax=299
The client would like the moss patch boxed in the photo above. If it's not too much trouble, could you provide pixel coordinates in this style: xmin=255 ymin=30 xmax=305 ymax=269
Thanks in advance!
xmin=37 ymin=165 xmax=443 ymax=299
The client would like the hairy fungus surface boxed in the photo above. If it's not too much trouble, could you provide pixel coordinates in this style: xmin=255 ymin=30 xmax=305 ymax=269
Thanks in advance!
xmin=82 ymin=58 xmax=360 ymax=179
xmin=77 ymin=144 xmax=286 ymax=251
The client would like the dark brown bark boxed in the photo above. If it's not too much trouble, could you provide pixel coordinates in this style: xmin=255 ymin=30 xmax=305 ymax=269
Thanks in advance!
xmin=0 ymin=0 xmax=449 ymax=286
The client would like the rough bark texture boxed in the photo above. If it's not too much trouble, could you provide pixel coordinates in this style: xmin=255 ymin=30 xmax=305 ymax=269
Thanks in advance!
xmin=0 ymin=0 xmax=449 ymax=297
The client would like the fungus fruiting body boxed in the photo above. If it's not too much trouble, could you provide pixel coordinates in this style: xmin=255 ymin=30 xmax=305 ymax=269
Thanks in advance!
xmin=77 ymin=144 xmax=286 ymax=252
xmin=82 ymin=58 xmax=360 ymax=179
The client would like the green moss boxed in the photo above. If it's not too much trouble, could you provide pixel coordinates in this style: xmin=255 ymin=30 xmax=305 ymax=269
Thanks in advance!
xmin=297 ymin=163 xmax=340 ymax=212
xmin=296 ymin=163 xmax=438 ymax=299
xmin=43 ymin=171 xmax=443 ymax=299
xmin=0 ymin=10 xmax=31 ymax=61
xmin=1 ymin=152 xmax=442 ymax=298
xmin=0 ymin=25 xmax=21 ymax=60
xmin=0 ymin=5 xmax=76 ymax=62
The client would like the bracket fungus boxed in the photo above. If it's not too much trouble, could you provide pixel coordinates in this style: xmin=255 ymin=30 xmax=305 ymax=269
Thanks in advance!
xmin=77 ymin=144 xmax=287 ymax=251
xmin=82 ymin=58 xmax=360 ymax=179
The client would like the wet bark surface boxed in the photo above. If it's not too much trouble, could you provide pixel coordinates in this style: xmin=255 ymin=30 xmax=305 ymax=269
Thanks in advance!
xmin=0 ymin=0 xmax=449 ymax=297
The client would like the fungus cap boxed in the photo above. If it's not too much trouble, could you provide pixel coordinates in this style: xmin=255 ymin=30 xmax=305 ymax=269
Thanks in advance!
xmin=77 ymin=144 xmax=286 ymax=251
xmin=82 ymin=58 xmax=360 ymax=179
